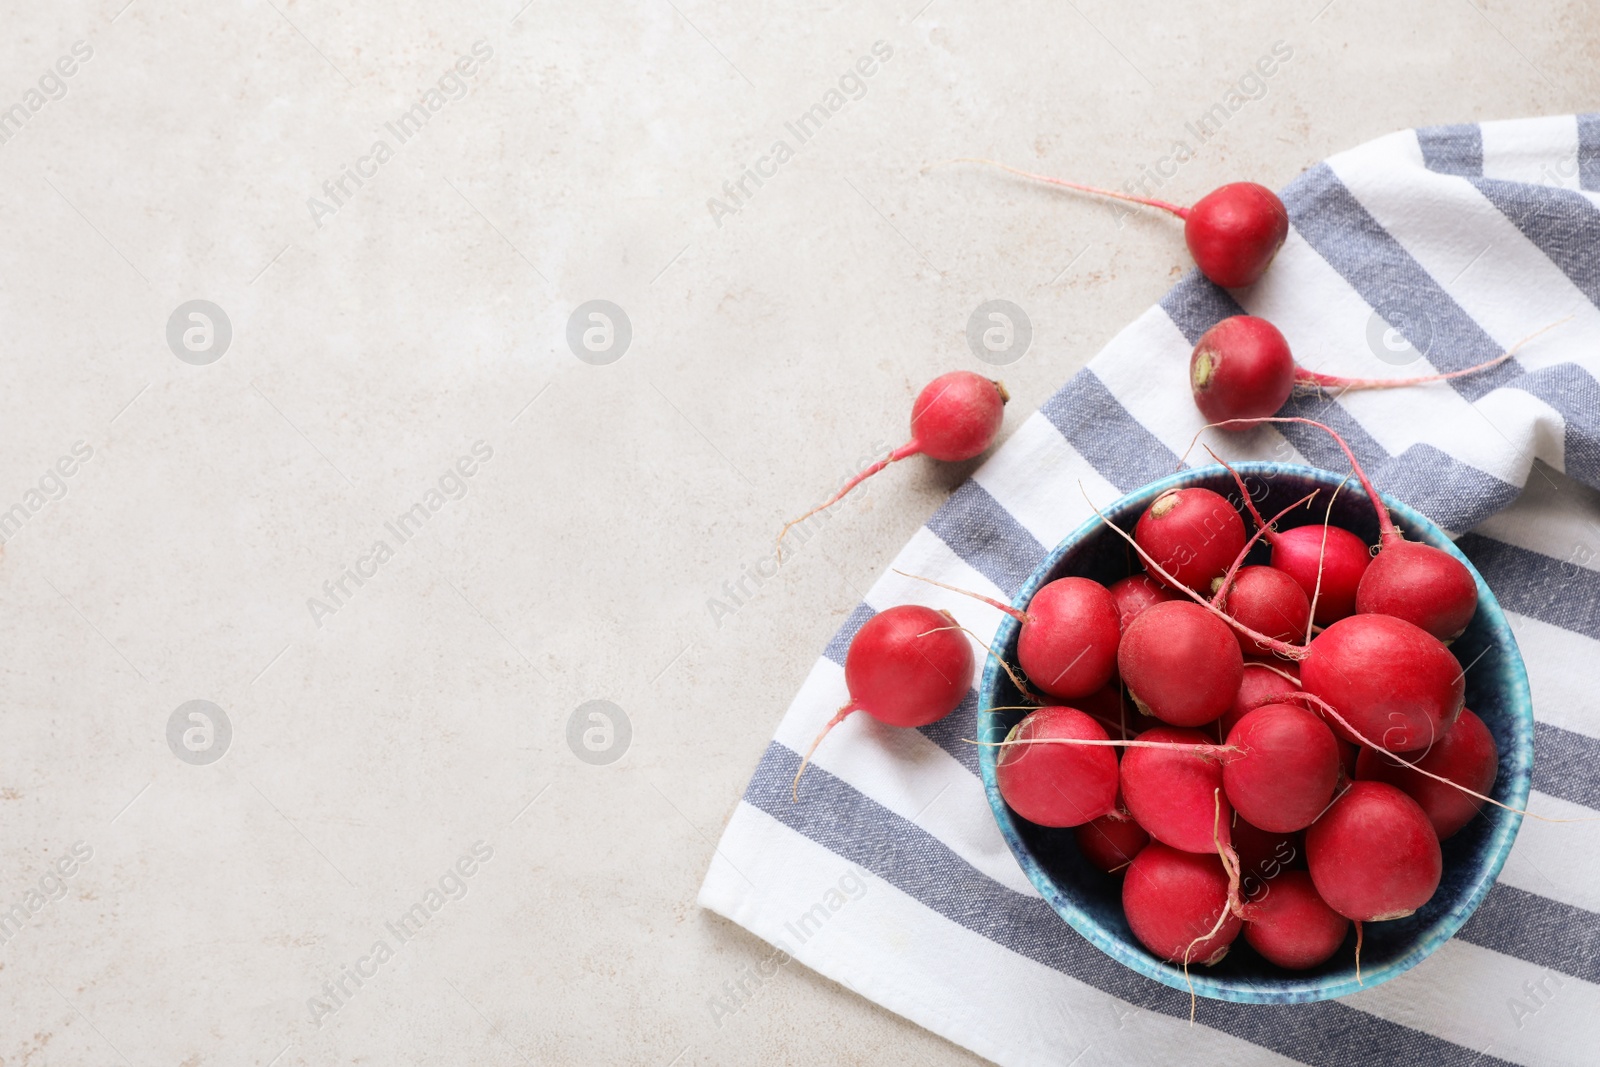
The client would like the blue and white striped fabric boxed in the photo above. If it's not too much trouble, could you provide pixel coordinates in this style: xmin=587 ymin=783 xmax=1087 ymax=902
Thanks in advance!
xmin=699 ymin=114 xmax=1600 ymax=1067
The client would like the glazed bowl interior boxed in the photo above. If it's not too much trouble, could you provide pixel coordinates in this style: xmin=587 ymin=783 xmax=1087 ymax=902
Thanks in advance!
xmin=976 ymin=462 xmax=1533 ymax=1004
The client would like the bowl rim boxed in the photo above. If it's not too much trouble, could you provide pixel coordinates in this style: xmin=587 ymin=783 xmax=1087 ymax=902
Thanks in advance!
xmin=976 ymin=461 xmax=1533 ymax=1004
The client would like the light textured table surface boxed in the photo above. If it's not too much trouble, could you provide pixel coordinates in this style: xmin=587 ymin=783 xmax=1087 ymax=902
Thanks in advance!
xmin=1 ymin=1 xmax=1595 ymax=1063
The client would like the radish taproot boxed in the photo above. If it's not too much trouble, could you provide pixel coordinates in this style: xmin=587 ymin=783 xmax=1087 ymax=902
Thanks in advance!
xmin=898 ymin=572 xmax=1120 ymax=700
xmin=1356 ymin=707 xmax=1498 ymax=840
xmin=1015 ymin=578 xmax=1122 ymax=699
xmin=995 ymin=706 xmax=1120 ymax=827
xmin=1123 ymin=843 xmax=1245 ymax=964
xmin=1222 ymin=704 xmax=1340 ymax=833
xmin=1120 ymin=726 xmax=1233 ymax=853
xmin=1300 ymin=611 xmax=1465 ymax=754
xmin=1269 ymin=523 xmax=1371 ymax=625
xmin=778 ymin=371 xmax=1008 ymax=552
xmin=1135 ymin=487 xmax=1247 ymax=593
xmin=1213 ymin=565 xmax=1311 ymax=655
xmin=1118 ymin=601 xmax=1243 ymax=727
xmin=791 ymin=604 xmax=974 ymax=799
xmin=1219 ymin=661 xmax=1301 ymax=739
xmin=1244 ymin=870 xmax=1351 ymax=970
xmin=949 ymin=160 xmax=1288 ymax=288
xmin=1356 ymin=540 xmax=1479 ymax=642
xmin=1306 ymin=781 xmax=1443 ymax=922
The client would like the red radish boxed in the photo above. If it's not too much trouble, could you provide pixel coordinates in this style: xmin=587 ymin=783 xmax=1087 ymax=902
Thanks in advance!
xmin=1269 ymin=524 xmax=1371 ymax=625
xmin=792 ymin=604 xmax=974 ymax=798
xmin=1211 ymin=415 xmax=1477 ymax=638
xmin=1219 ymin=661 xmax=1300 ymax=738
xmin=1075 ymin=806 xmax=1151 ymax=873
xmin=949 ymin=160 xmax=1288 ymax=288
xmin=899 ymin=572 xmax=1120 ymax=701
xmin=1184 ymin=184 xmax=1291 ymax=289
xmin=1356 ymin=541 xmax=1479 ymax=642
xmin=778 ymin=371 xmax=1007 ymax=551
xmin=1191 ymin=315 xmax=1532 ymax=424
xmin=1244 ymin=870 xmax=1350 ymax=970
xmin=1107 ymin=573 xmax=1179 ymax=633
xmin=1015 ymin=578 xmax=1121 ymax=699
xmin=1222 ymin=704 xmax=1340 ymax=832
xmin=995 ymin=706 xmax=1120 ymax=827
xmin=1135 ymin=487 xmax=1247 ymax=593
xmin=1213 ymin=565 xmax=1311 ymax=655
xmin=1357 ymin=708 xmax=1498 ymax=840
xmin=1191 ymin=316 xmax=1295 ymax=422
xmin=1306 ymin=781 xmax=1442 ymax=921
xmin=1123 ymin=843 xmax=1244 ymax=965
xmin=1118 ymin=601 xmax=1243 ymax=726
xmin=1121 ymin=726 xmax=1233 ymax=853
xmin=1300 ymin=613 xmax=1465 ymax=753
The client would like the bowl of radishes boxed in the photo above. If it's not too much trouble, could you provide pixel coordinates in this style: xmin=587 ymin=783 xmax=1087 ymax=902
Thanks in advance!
xmin=976 ymin=456 xmax=1533 ymax=1004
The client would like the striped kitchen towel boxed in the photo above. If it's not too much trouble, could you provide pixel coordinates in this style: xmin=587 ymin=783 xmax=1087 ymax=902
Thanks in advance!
xmin=699 ymin=114 xmax=1600 ymax=1067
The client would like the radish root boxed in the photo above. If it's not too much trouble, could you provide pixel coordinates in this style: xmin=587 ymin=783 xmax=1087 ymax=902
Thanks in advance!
xmin=778 ymin=441 xmax=921 ymax=559
xmin=934 ymin=158 xmax=1192 ymax=219
xmin=1293 ymin=315 xmax=1570 ymax=392
xmin=792 ymin=703 xmax=855 ymax=802
xmin=894 ymin=569 xmax=1029 ymax=625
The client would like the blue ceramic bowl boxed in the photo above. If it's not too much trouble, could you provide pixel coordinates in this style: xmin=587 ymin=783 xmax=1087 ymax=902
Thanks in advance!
xmin=977 ymin=462 xmax=1533 ymax=1003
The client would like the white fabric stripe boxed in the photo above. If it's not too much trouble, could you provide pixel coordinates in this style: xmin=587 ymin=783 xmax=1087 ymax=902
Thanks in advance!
xmin=772 ymin=657 xmax=1037 ymax=897
xmin=1343 ymin=936 xmax=1598 ymax=1067
xmin=1471 ymin=464 xmax=1600 ymax=569
xmin=1498 ymin=790 xmax=1600 ymax=914
xmin=971 ymin=411 xmax=1121 ymax=549
xmin=1502 ymin=612 xmax=1600 ymax=741
xmin=701 ymin=802 xmax=1298 ymax=1067
xmin=1482 ymin=115 xmax=1581 ymax=188
xmin=1319 ymin=147 xmax=1589 ymax=477
xmin=1083 ymin=307 xmax=1207 ymax=457
xmin=862 ymin=525 xmax=1014 ymax=631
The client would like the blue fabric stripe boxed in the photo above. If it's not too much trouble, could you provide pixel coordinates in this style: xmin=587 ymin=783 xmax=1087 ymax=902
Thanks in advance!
xmin=1471 ymin=178 xmax=1600 ymax=310
xmin=1455 ymin=174 xmax=1600 ymax=495
xmin=823 ymin=602 xmax=877 ymax=665
xmin=924 ymin=481 xmax=1047 ymax=598
xmin=1579 ymin=113 xmax=1600 ymax=191
xmin=918 ymin=689 xmax=981 ymax=776
xmin=1371 ymin=444 xmax=1521 ymax=533
xmin=1512 ymin=363 xmax=1600 ymax=486
xmin=1416 ymin=123 xmax=1484 ymax=176
xmin=1158 ymin=269 xmax=1246 ymax=345
xmin=1039 ymin=371 xmax=1182 ymax=492
xmin=744 ymin=744 xmax=1523 ymax=1067
xmin=1532 ymin=721 xmax=1600 ymax=812
xmin=1456 ymin=532 xmax=1600 ymax=642
xmin=1458 ymin=882 xmax=1600 ymax=985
